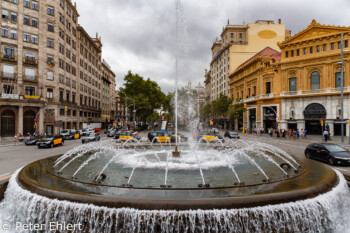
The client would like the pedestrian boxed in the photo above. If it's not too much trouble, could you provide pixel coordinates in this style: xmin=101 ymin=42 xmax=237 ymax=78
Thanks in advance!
xmin=300 ymin=129 xmax=304 ymax=139
xmin=323 ymin=130 xmax=329 ymax=142
xmin=304 ymin=129 xmax=307 ymax=139
xmin=296 ymin=129 xmax=300 ymax=140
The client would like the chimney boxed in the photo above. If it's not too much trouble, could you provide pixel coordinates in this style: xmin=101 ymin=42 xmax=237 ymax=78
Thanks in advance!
xmin=278 ymin=18 xmax=281 ymax=24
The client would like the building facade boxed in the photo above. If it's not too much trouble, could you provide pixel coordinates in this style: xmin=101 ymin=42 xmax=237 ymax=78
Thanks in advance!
xmin=278 ymin=20 xmax=350 ymax=136
xmin=206 ymin=19 xmax=289 ymax=103
xmin=115 ymin=91 xmax=130 ymax=128
xmin=229 ymin=47 xmax=281 ymax=131
xmin=0 ymin=0 xmax=115 ymax=137
xmin=101 ymin=59 xmax=116 ymax=128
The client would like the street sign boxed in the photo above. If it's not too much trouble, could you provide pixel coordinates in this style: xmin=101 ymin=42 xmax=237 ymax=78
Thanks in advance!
xmin=34 ymin=118 xmax=37 ymax=122
xmin=161 ymin=115 xmax=165 ymax=120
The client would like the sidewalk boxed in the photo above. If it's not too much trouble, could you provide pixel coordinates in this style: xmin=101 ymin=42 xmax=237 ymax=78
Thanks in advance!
xmin=0 ymin=137 xmax=23 ymax=147
xmin=242 ymin=133 xmax=350 ymax=148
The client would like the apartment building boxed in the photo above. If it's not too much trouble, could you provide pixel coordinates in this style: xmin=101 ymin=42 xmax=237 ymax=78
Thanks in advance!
xmin=205 ymin=19 xmax=289 ymax=102
xmin=0 ymin=0 xmax=115 ymax=137
xmin=101 ymin=59 xmax=116 ymax=128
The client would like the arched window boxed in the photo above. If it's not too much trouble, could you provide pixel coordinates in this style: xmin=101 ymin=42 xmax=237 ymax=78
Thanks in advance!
xmin=310 ymin=71 xmax=320 ymax=90
xmin=335 ymin=72 xmax=344 ymax=88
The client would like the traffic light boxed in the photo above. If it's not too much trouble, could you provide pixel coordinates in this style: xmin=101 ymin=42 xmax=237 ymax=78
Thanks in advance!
xmin=65 ymin=106 xmax=68 ymax=111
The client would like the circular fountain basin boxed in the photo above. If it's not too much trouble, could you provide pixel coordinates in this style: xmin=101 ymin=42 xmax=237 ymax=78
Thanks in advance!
xmin=17 ymin=144 xmax=337 ymax=210
xmin=2 ymin=140 xmax=349 ymax=232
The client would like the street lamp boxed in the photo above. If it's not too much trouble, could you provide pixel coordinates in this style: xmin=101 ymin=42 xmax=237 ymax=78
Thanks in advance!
xmin=338 ymin=33 xmax=350 ymax=143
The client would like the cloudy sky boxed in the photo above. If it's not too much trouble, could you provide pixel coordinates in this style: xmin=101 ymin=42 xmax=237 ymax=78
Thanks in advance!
xmin=75 ymin=0 xmax=350 ymax=93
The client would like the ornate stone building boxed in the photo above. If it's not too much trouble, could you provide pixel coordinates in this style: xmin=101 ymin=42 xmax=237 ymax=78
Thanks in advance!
xmin=0 ymin=0 xmax=115 ymax=137
xmin=229 ymin=47 xmax=281 ymax=131
xmin=228 ymin=20 xmax=350 ymax=135
xmin=205 ymin=19 xmax=289 ymax=103
xmin=278 ymin=20 xmax=350 ymax=135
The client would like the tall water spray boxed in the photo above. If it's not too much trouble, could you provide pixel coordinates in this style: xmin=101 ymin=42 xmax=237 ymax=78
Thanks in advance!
xmin=174 ymin=0 xmax=188 ymax=145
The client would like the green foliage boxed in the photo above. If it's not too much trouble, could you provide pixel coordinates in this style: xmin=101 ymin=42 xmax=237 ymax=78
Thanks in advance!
xmin=200 ymin=103 xmax=212 ymax=121
xmin=162 ymin=93 xmax=174 ymax=121
xmin=132 ymin=127 xmax=141 ymax=132
xmin=229 ymin=100 xmax=246 ymax=120
xmin=119 ymin=71 xmax=165 ymax=123
xmin=211 ymin=94 xmax=232 ymax=117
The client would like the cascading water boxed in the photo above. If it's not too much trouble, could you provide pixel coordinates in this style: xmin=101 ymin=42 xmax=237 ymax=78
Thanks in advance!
xmin=1 ymin=1 xmax=350 ymax=232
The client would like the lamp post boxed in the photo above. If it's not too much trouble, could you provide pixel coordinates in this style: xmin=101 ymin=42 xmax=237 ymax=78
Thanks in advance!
xmin=341 ymin=33 xmax=345 ymax=143
xmin=120 ymin=92 xmax=128 ymax=129
xmin=338 ymin=33 xmax=350 ymax=143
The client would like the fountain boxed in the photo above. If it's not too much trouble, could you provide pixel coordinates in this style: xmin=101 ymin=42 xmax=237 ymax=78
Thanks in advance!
xmin=1 ymin=1 xmax=350 ymax=232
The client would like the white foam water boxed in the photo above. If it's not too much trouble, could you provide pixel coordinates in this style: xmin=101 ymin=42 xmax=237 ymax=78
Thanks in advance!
xmin=1 ymin=169 xmax=350 ymax=233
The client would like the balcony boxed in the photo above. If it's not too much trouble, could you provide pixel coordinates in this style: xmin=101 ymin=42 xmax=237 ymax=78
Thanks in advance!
xmin=1 ymin=54 xmax=17 ymax=62
xmin=1 ymin=72 xmax=17 ymax=81
xmin=23 ymin=56 xmax=38 ymax=65
xmin=243 ymin=96 xmax=257 ymax=103
xmin=24 ymin=75 xmax=37 ymax=82
xmin=259 ymin=93 xmax=275 ymax=99
xmin=280 ymin=87 xmax=350 ymax=97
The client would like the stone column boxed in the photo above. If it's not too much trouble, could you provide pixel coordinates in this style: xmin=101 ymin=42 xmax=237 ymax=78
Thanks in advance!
xmin=279 ymin=120 xmax=288 ymax=130
xmin=324 ymin=120 xmax=334 ymax=136
xmin=18 ymin=106 xmax=23 ymax=135
xmin=297 ymin=120 xmax=305 ymax=131
xmin=39 ymin=109 xmax=44 ymax=133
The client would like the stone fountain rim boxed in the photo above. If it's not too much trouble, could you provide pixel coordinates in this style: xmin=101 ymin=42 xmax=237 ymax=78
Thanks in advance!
xmin=17 ymin=155 xmax=338 ymax=210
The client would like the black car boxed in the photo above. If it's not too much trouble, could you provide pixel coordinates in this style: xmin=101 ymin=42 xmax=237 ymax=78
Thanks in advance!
xmin=82 ymin=133 xmax=101 ymax=143
xmin=37 ymin=135 xmax=64 ymax=148
xmin=304 ymin=143 xmax=350 ymax=166
xmin=224 ymin=131 xmax=240 ymax=139
xmin=169 ymin=132 xmax=188 ymax=143
xmin=114 ymin=132 xmax=121 ymax=140
xmin=24 ymin=136 xmax=43 ymax=145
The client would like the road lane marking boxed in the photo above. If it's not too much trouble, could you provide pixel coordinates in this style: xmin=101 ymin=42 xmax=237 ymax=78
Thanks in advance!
xmin=0 ymin=173 xmax=10 ymax=178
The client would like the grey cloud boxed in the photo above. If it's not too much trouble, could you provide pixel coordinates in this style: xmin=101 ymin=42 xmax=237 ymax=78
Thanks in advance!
xmin=76 ymin=0 xmax=350 ymax=93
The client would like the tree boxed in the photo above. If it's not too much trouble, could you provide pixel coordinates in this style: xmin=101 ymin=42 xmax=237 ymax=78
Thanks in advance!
xmin=211 ymin=94 xmax=232 ymax=118
xmin=200 ymin=103 xmax=211 ymax=121
xmin=229 ymin=100 xmax=246 ymax=121
xmin=162 ymin=93 xmax=174 ymax=121
xmin=119 ymin=71 xmax=165 ymax=124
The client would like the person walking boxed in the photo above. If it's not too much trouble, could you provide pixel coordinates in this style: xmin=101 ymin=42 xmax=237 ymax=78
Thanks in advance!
xmin=304 ymin=129 xmax=307 ymax=139
xmin=300 ymin=129 xmax=304 ymax=139
xmin=323 ymin=130 xmax=329 ymax=142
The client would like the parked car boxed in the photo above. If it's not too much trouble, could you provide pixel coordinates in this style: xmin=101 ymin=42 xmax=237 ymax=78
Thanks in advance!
xmin=197 ymin=132 xmax=225 ymax=143
xmin=169 ymin=132 xmax=188 ymax=142
xmin=82 ymin=133 xmax=100 ymax=143
xmin=114 ymin=132 xmax=121 ymax=140
xmin=24 ymin=136 xmax=42 ymax=145
xmin=37 ymin=135 xmax=64 ymax=148
xmin=304 ymin=143 xmax=350 ymax=166
xmin=60 ymin=129 xmax=71 ymax=138
xmin=64 ymin=131 xmax=80 ymax=140
xmin=107 ymin=129 xmax=116 ymax=137
xmin=119 ymin=132 xmax=136 ymax=142
xmin=147 ymin=131 xmax=172 ymax=143
xmin=81 ymin=128 xmax=94 ymax=136
xmin=224 ymin=131 xmax=240 ymax=139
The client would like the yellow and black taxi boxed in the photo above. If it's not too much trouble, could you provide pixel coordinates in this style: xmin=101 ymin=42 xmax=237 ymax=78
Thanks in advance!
xmin=169 ymin=132 xmax=188 ymax=143
xmin=37 ymin=135 xmax=64 ymax=148
xmin=24 ymin=135 xmax=43 ymax=145
xmin=64 ymin=131 xmax=81 ymax=140
xmin=147 ymin=131 xmax=172 ymax=143
xmin=196 ymin=132 xmax=225 ymax=143
xmin=119 ymin=132 xmax=134 ymax=142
